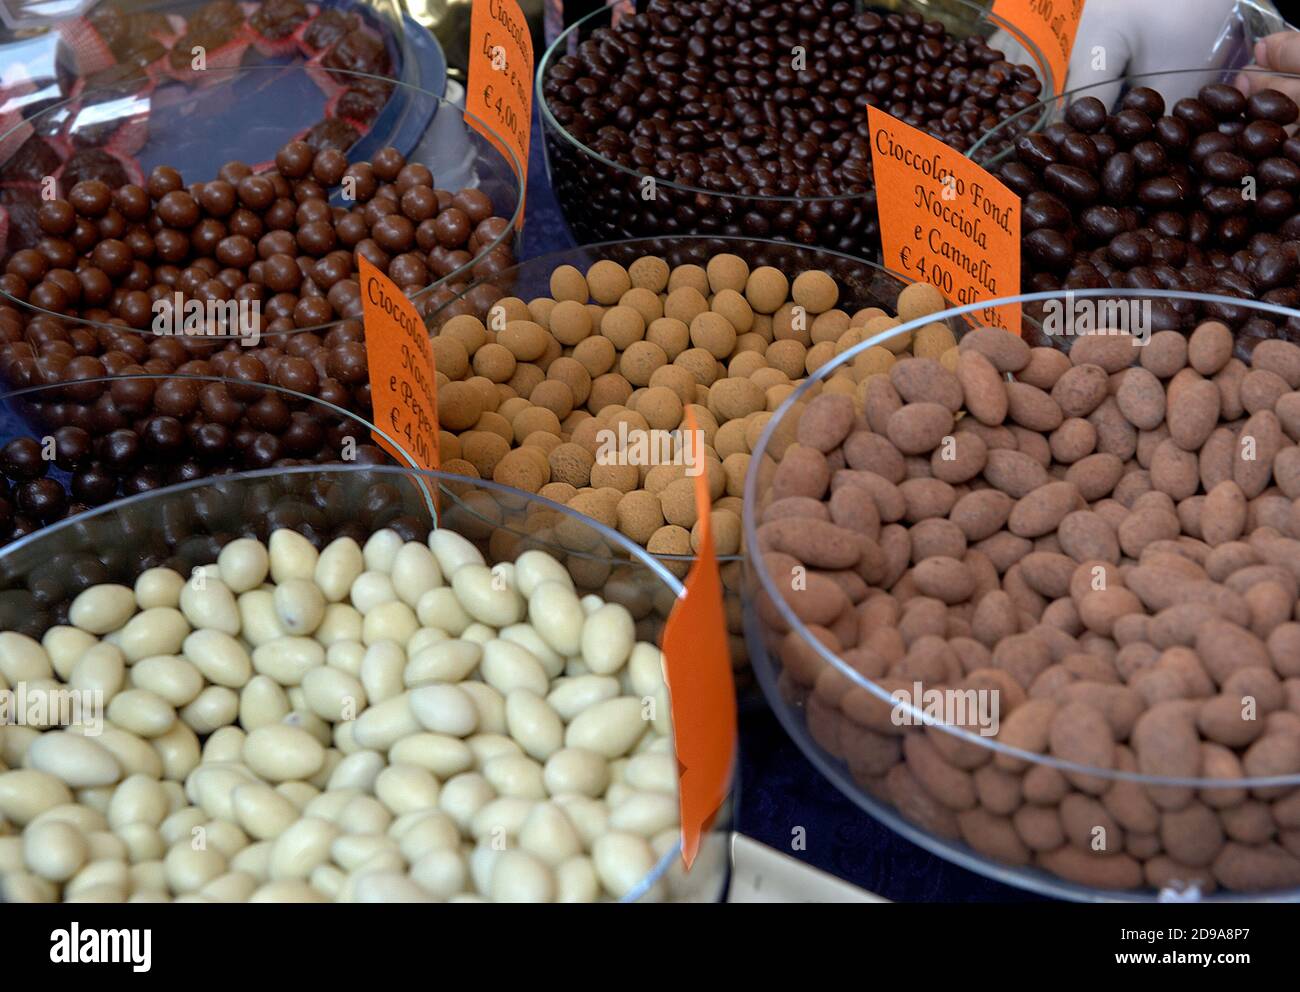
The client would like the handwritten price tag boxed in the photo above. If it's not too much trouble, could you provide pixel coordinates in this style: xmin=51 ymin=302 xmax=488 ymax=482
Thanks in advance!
xmin=359 ymin=255 xmax=440 ymax=474
xmin=466 ymin=0 xmax=532 ymax=228
xmin=661 ymin=407 xmax=736 ymax=870
xmin=993 ymin=0 xmax=1086 ymax=98
xmin=868 ymin=106 xmax=1022 ymax=334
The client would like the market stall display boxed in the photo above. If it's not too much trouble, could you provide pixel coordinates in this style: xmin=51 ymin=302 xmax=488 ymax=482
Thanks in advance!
xmin=2 ymin=0 xmax=1300 ymax=910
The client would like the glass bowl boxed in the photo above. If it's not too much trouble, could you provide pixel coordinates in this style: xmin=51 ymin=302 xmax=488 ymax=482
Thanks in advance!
xmin=0 ymin=60 xmax=522 ymax=372
xmin=0 ymin=373 xmax=415 ymax=548
xmin=537 ymin=0 xmax=1053 ymax=259
xmin=0 ymin=463 xmax=731 ymax=902
xmin=425 ymin=234 xmax=969 ymax=689
xmin=744 ymin=287 xmax=1300 ymax=901
xmin=980 ymin=0 xmax=1292 ymax=145
xmin=969 ymin=67 xmax=1300 ymax=169
xmin=966 ymin=68 xmax=1300 ymax=353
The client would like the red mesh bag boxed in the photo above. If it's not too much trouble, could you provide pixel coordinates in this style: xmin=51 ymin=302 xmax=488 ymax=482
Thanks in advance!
xmin=297 ymin=6 xmax=356 ymax=56
xmin=245 ymin=0 xmax=316 ymax=58
xmin=55 ymin=15 xmax=118 ymax=77
xmin=0 ymin=134 xmax=61 ymax=187
xmin=65 ymin=65 xmax=157 ymax=159
xmin=165 ymin=0 xmax=251 ymax=86
xmin=329 ymin=75 xmax=392 ymax=129
xmin=56 ymin=146 xmax=143 ymax=191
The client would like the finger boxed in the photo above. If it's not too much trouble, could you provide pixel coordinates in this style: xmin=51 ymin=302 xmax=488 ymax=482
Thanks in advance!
xmin=1236 ymin=45 xmax=1268 ymax=96
xmin=1235 ymin=64 xmax=1260 ymax=96
xmin=1262 ymin=30 xmax=1300 ymax=74
xmin=1241 ymin=31 xmax=1300 ymax=95
xmin=1262 ymin=32 xmax=1288 ymax=69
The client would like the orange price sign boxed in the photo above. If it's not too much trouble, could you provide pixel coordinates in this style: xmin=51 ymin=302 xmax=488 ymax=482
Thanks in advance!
xmin=661 ymin=406 xmax=736 ymax=870
xmin=466 ymin=0 xmax=532 ymax=227
xmin=358 ymin=255 xmax=440 ymax=474
xmin=868 ymin=105 xmax=1023 ymax=334
xmin=993 ymin=0 xmax=1086 ymax=98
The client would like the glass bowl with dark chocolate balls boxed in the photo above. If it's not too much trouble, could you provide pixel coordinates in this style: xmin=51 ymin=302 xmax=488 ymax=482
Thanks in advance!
xmin=1 ymin=58 xmax=521 ymax=326
xmin=537 ymin=0 xmax=1053 ymax=258
xmin=0 ymin=62 xmax=522 ymax=430
xmin=0 ymin=372 xmax=418 ymax=549
xmin=744 ymin=286 xmax=1300 ymax=901
xmin=969 ymin=69 xmax=1300 ymax=357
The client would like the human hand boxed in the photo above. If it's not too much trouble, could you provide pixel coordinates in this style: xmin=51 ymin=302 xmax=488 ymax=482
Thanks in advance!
xmin=1064 ymin=0 xmax=1246 ymax=107
xmin=1237 ymin=30 xmax=1300 ymax=104
xmin=992 ymin=0 xmax=1256 ymax=109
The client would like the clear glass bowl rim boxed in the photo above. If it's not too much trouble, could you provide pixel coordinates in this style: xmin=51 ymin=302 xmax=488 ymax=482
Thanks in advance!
xmin=743 ymin=285 xmax=1300 ymax=790
xmin=536 ymin=0 xmax=1057 ymax=205
xmin=0 ymin=63 xmax=524 ymax=340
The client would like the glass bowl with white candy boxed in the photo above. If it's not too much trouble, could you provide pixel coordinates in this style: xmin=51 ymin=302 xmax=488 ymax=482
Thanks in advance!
xmin=0 ymin=464 xmax=730 ymax=903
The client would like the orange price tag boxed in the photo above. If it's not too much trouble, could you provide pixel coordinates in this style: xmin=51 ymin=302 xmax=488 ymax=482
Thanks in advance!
xmin=661 ymin=407 xmax=736 ymax=870
xmin=868 ymin=106 xmax=1023 ymax=334
xmin=466 ymin=0 xmax=532 ymax=227
xmin=358 ymin=255 xmax=440 ymax=474
xmin=993 ymin=0 xmax=1086 ymax=98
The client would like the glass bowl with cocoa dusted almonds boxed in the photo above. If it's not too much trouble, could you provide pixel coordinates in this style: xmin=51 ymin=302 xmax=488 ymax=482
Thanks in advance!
xmin=0 ymin=462 xmax=732 ymax=902
xmin=745 ymin=286 xmax=1300 ymax=901
xmin=424 ymin=234 xmax=967 ymax=692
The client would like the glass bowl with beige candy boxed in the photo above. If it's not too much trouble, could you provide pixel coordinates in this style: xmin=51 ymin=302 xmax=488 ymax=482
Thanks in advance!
xmin=745 ymin=286 xmax=1300 ymax=901
xmin=425 ymin=236 xmax=965 ymax=687
xmin=0 ymin=464 xmax=730 ymax=902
